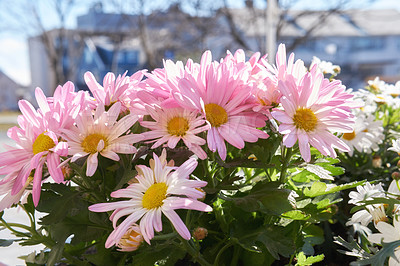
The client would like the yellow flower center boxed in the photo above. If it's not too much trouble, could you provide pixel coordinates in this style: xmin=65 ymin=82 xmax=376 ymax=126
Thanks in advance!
xmin=142 ymin=183 xmax=168 ymax=209
xmin=342 ymin=131 xmax=356 ymax=141
xmin=81 ymin=133 xmax=108 ymax=154
xmin=167 ymin=117 xmax=189 ymax=136
xmin=32 ymin=133 xmax=56 ymax=154
xmin=205 ymin=103 xmax=228 ymax=127
xmin=292 ymin=108 xmax=318 ymax=132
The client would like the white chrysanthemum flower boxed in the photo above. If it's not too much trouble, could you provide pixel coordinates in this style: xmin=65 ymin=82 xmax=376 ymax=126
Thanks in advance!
xmin=384 ymin=83 xmax=400 ymax=98
xmin=348 ymin=182 xmax=385 ymax=205
xmin=310 ymin=56 xmax=340 ymax=76
xmin=341 ymin=114 xmax=384 ymax=156
xmin=367 ymin=77 xmax=387 ymax=94
xmin=389 ymin=139 xmax=400 ymax=155
xmin=63 ymin=102 xmax=144 ymax=176
xmin=347 ymin=182 xmax=386 ymax=227
xmin=89 ymin=151 xmax=212 ymax=245
xmin=368 ymin=217 xmax=400 ymax=266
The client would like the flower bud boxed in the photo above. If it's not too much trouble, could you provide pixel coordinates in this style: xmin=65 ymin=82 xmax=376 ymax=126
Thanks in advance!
xmin=392 ymin=172 xmax=400 ymax=181
xmin=193 ymin=227 xmax=208 ymax=240
xmin=372 ymin=155 xmax=382 ymax=168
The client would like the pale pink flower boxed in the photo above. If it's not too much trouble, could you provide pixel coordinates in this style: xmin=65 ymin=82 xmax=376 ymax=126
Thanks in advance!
xmin=116 ymin=224 xmax=143 ymax=252
xmin=140 ymin=58 xmax=198 ymax=109
xmin=34 ymin=82 xmax=92 ymax=133
xmin=89 ymin=152 xmax=212 ymax=245
xmin=0 ymin=100 xmax=68 ymax=209
xmin=84 ymin=70 xmax=145 ymax=111
xmin=172 ymin=50 xmax=269 ymax=160
xmin=62 ymin=102 xmax=143 ymax=176
xmin=140 ymin=106 xmax=209 ymax=159
xmin=271 ymin=69 xmax=356 ymax=162
xmin=253 ymin=44 xmax=307 ymax=116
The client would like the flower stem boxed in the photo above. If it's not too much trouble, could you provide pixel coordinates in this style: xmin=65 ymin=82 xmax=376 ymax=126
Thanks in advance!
xmin=279 ymin=147 xmax=293 ymax=183
xmin=181 ymin=238 xmax=212 ymax=266
xmin=214 ymin=241 xmax=233 ymax=266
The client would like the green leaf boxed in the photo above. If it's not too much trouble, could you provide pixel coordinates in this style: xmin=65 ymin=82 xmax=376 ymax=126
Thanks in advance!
xmin=0 ymin=238 xmax=15 ymax=247
xmin=233 ymin=181 xmax=292 ymax=215
xmin=232 ymin=224 xmax=296 ymax=260
xmin=303 ymin=182 xmax=327 ymax=197
xmin=84 ymin=242 xmax=119 ymax=266
xmin=303 ymin=180 xmax=366 ymax=198
xmin=295 ymin=252 xmax=325 ymax=266
xmin=350 ymin=239 xmax=400 ymax=266
xmin=281 ymin=210 xmax=310 ymax=220
xmin=128 ymin=244 xmax=186 ymax=266
xmin=47 ymin=242 xmax=64 ymax=266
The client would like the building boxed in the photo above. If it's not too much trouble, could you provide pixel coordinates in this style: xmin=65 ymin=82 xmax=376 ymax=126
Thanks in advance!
xmin=0 ymin=70 xmax=24 ymax=111
xmin=218 ymin=8 xmax=400 ymax=88
xmin=28 ymin=4 xmax=400 ymax=94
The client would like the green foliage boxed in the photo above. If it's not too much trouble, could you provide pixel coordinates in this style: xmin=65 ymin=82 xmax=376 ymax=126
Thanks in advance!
xmin=295 ymin=252 xmax=325 ymax=266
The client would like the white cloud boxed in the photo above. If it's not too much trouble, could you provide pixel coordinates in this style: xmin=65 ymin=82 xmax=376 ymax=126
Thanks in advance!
xmin=0 ymin=37 xmax=31 ymax=86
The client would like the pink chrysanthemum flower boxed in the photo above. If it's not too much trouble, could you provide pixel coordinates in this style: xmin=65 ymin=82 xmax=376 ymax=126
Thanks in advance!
xmin=84 ymin=70 xmax=145 ymax=111
xmin=271 ymin=70 xmax=355 ymax=162
xmin=35 ymin=83 xmax=92 ymax=133
xmin=62 ymin=102 xmax=143 ymax=176
xmin=172 ymin=50 xmax=269 ymax=160
xmin=0 ymin=100 xmax=68 ymax=209
xmin=89 ymin=152 xmax=212 ymax=245
xmin=140 ymin=58 xmax=198 ymax=109
xmin=140 ymin=106 xmax=209 ymax=159
xmin=253 ymin=44 xmax=307 ymax=116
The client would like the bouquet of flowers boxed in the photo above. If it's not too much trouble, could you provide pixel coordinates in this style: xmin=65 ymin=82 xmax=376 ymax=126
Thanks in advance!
xmin=1 ymin=44 xmax=395 ymax=265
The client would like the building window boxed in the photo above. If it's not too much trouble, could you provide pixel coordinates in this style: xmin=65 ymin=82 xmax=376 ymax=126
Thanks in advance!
xmin=118 ymin=50 xmax=139 ymax=65
xmin=350 ymin=37 xmax=384 ymax=51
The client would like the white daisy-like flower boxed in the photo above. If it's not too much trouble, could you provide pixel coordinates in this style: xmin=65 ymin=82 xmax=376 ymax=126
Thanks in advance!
xmin=347 ymin=182 xmax=386 ymax=227
xmin=89 ymin=151 xmax=212 ymax=245
xmin=62 ymin=102 xmax=144 ymax=176
xmin=310 ymin=56 xmax=340 ymax=76
xmin=367 ymin=77 xmax=387 ymax=94
xmin=384 ymin=83 xmax=400 ymax=98
xmin=348 ymin=182 xmax=385 ymax=205
xmin=341 ymin=113 xmax=384 ymax=156
xmin=389 ymin=139 xmax=400 ymax=155
xmin=140 ymin=106 xmax=209 ymax=159
xmin=348 ymin=204 xmax=387 ymax=227
xmin=368 ymin=217 xmax=400 ymax=266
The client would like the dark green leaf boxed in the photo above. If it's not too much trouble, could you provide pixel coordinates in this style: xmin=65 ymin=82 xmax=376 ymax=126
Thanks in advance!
xmin=0 ymin=238 xmax=15 ymax=247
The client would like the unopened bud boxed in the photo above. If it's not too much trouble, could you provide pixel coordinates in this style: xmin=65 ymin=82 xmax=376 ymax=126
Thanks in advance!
xmin=61 ymin=165 xmax=73 ymax=180
xmin=196 ymin=188 xmax=206 ymax=201
xmin=392 ymin=172 xmax=400 ymax=181
xmin=372 ymin=155 xmax=382 ymax=168
xmin=397 ymin=160 xmax=400 ymax=169
xmin=193 ymin=227 xmax=208 ymax=240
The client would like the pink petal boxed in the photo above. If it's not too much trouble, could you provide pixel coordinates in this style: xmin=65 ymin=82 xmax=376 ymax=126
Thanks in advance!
xmin=162 ymin=210 xmax=190 ymax=240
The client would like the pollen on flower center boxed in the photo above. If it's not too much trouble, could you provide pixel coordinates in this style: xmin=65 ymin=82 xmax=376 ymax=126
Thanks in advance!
xmin=292 ymin=108 xmax=318 ymax=132
xmin=142 ymin=182 xmax=168 ymax=209
xmin=167 ymin=117 xmax=189 ymax=136
xmin=81 ymin=133 xmax=108 ymax=154
xmin=205 ymin=103 xmax=228 ymax=127
xmin=32 ymin=133 xmax=56 ymax=154
xmin=342 ymin=131 xmax=356 ymax=141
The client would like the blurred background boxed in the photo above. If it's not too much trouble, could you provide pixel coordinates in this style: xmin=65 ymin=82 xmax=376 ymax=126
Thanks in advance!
xmin=0 ymin=0 xmax=400 ymax=264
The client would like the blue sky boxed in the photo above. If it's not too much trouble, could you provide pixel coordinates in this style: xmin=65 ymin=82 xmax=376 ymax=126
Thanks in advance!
xmin=0 ymin=0 xmax=399 ymax=86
